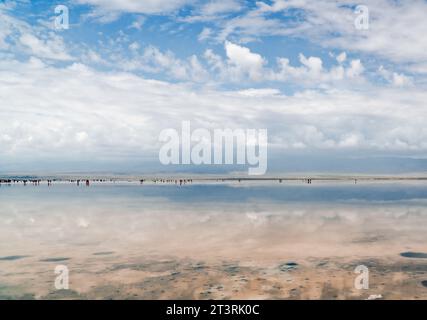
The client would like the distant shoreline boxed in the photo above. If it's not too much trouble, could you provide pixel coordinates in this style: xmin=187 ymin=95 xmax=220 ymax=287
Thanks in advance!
xmin=2 ymin=174 xmax=427 ymax=184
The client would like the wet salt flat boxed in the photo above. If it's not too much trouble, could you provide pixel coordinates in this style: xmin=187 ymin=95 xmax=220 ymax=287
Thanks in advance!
xmin=1 ymin=181 xmax=427 ymax=299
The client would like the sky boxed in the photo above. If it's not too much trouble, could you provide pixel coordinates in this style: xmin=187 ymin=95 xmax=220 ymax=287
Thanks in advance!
xmin=1 ymin=0 xmax=427 ymax=174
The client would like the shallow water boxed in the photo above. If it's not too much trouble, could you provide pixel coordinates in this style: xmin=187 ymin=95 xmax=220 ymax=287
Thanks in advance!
xmin=1 ymin=181 xmax=427 ymax=299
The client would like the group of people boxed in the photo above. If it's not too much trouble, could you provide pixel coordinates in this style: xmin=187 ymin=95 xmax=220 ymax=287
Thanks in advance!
xmin=145 ymin=179 xmax=193 ymax=186
xmin=69 ymin=179 xmax=90 ymax=186
xmin=0 ymin=179 xmax=41 ymax=185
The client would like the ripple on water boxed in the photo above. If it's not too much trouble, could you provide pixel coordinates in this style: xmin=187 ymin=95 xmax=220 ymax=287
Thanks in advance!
xmin=93 ymin=251 xmax=115 ymax=256
xmin=39 ymin=257 xmax=71 ymax=262
xmin=0 ymin=255 xmax=29 ymax=261
xmin=400 ymin=252 xmax=427 ymax=259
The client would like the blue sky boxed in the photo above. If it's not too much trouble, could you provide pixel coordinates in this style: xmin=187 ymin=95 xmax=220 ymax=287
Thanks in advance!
xmin=1 ymin=0 xmax=427 ymax=174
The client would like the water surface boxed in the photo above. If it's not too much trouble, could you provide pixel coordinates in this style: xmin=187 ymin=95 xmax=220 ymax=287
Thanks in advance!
xmin=1 ymin=181 xmax=427 ymax=299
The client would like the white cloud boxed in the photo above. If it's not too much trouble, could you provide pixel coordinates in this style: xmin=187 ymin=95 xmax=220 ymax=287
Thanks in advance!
xmin=181 ymin=0 xmax=243 ymax=23
xmin=198 ymin=27 xmax=212 ymax=41
xmin=19 ymin=33 xmax=72 ymax=61
xmin=378 ymin=66 xmax=413 ymax=87
xmin=129 ymin=16 xmax=145 ymax=30
xmin=75 ymin=131 xmax=89 ymax=143
xmin=274 ymin=53 xmax=364 ymax=85
xmin=204 ymin=48 xmax=225 ymax=72
xmin=128 ymin=41 xmax=140 ymax=51
xmin=82 ymin=49 xmax=106 ymax=65
xmin=109 ymin=39 xmax=356 ymax=87
xmin=1 ymin=57 xmax=427 ymax=165
xmin=188 ymin=54 xmax=209 ymax=82
xmin=346 ymin=59 xmax=364 ymax=79
xmin=202 ymin=0 xmax=427 ymax=73
xmin=77 ymin=0 xmax=193 ymax=15
xmin=0 ymin=8 xmax=73 ymax=61
xmin=121 ymin=41 xmax=365 ymax=86
xmin=125 ymin=45 xmax=208 ymax=82
xmin=336 ymin=52 xmax=347 ymax=64
xmin=200 ymin=0 xmax=242 ymax=16
xmin=299 ymin=54 xmax=323 ymax=75
xmin=237 ymin=88 xmax=281 ymax=97
xmin=392 ymin=73 xmax=413 ymax=87
xmin=84 ymin=36 xmax=367 ymax=89
xmin=224 ymin=41 xmax=266 ymax=81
